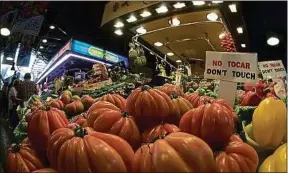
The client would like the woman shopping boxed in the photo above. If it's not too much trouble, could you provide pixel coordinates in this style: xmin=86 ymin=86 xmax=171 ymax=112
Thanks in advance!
xmin=8 ymin=79 xmax=22 ymax=129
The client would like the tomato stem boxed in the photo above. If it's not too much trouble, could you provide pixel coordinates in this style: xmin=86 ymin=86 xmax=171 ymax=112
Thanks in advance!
xmin=141 ymin=85 xmax=151 ymax=91
xmin=11 ymin=143 xmax=21 ymax=153
xmin=74 ymin=127 xmax=88 ymax=138
xmin=121 ymin=112 xmax=129 ymax=117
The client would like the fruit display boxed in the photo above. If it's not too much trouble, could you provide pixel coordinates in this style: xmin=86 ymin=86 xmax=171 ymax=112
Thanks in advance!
xmin=4 ymin=75 xmax=287 ymax=173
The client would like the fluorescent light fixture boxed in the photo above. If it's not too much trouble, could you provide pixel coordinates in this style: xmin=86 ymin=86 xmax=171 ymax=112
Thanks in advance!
xmin=212 ymin=1 xmax=223 ymax=4
xmin=114 ymin=21 xmax=124 ymax=28
xmin=50 ymin=25 xmax=55 ymax=29
xmin=150 ymin=52 xmax=154 ymax=55
xmin=241 ymin=44 xmax=246 ymax=48
xmin=229 ymin=4 xmax=237 ymax=13
xmin=169 ymin=18 xmax=181 ymax=26
xmin=40 ymin=46 xmax=44 ymax=49
xmin=6 ymin=57 xmax=13 ymax=61
xmin=37 ymin=51 xmax=41 ymax=55
xmin=176 ymin=60 xmax=182 ymax=63
xmin=140 ymin=11 xmax=151 ymax=18
xmin=267 ymin=37 xmax=280 ymax=46
xmin=37 ymin=53 xmax=112 ymax=83
xmin=156 ymin=5 xmax=168 ymax=14
xmin=154 ymin=42 xmax=163 ymax=47
xmin=167 ymin=52 xmax=174 ymax=56
xmin=0 ymin=28 xmax=10 ymax=36
xmin=206 ymin=12 xmax=218 ymax=21
xmin=237 ymin=27 xmax=243 ymax=34
xmin=219 ymin=32 xmax=226 ymax=39
xmin=173 ymin=2 xmax=186 ymax=9
xmin=114 ymin=29 xmax=123 ymax=36
xmin=42 ymin=39 xmax=47 ymax=43
xmin=136 ymin=26 xmax=147 ymax=34
xmin=126 ymin=15 xmax=137 ymax=23
xmin=192 ymin=1 xmax=205 ymax=6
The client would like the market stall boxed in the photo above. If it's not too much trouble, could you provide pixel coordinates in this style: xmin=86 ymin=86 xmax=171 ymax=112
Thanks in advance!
xmin=3 ymin=1 xmax=287 ymax=173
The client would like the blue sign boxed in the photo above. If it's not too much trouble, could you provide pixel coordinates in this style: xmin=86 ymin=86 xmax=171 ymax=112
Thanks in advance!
xmin=71 ymin=40 xmax=129 ymax=67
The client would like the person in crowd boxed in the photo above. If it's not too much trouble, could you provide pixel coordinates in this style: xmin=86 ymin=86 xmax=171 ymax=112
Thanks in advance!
xmin=8 ymin=79 xmax=22 ymax=129
xmin=1 ymin=80 xmax=9 ymax=117
xmin=19 ymin=73 xmax=38 ymax=104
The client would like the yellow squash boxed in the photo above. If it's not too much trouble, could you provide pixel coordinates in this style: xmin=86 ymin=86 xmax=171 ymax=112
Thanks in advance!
xmin=252 ymin=97 xmax=286 ymax=148
xmin=259 ymin=143 xmax=287 ymax=172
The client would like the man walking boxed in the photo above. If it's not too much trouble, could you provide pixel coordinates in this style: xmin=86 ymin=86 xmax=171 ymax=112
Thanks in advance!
xmin=19 ymin=73 xmax=38 ymax=104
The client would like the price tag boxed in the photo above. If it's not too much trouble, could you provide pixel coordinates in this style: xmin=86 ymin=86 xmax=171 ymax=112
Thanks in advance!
xmin=204 ymin=51 xmax=258 ymax=106
xmin=258 ymin=60 xmax=286 ymax=81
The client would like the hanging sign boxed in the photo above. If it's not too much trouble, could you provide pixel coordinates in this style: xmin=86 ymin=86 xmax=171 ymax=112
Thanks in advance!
xmin=204 ymin=51 xmax=258 ymax=106
xmin=258 ymin=60 xmax=286 ymax=80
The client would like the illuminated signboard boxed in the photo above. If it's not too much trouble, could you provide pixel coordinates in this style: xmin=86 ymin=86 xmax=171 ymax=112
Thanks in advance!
xmin=71 ymin=40 xmax=129 ymax=67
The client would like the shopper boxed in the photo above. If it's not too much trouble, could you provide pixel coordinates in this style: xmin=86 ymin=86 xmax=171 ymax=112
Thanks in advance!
xmin=19 ymin=73 xmax=38 ymax=104
xmin=8 ymin=79 xmax=22 ymax=129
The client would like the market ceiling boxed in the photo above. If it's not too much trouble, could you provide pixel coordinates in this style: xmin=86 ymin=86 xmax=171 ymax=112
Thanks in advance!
xmin=1 ymin=1 xmax=286 ymax=68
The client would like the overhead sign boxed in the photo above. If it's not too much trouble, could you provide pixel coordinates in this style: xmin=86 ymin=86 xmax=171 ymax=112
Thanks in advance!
xmin=204 ymin=51 xmax=258 ymax=84
xmin=71 ymin=40 xmax=129 ymax=67
xmin=101 ymin=1 xmax=159 ymax=26
xmin=258 ymin=60 xmax=286 ymax=79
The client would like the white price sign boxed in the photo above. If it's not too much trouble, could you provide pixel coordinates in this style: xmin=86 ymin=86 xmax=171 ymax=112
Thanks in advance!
xmin=204 ymin=51 xmax=258 ymax=83
xmin=204 ymin=51 xmax=258 ymax=107
xmin=258 ymin=60 xmax=286 ymax=80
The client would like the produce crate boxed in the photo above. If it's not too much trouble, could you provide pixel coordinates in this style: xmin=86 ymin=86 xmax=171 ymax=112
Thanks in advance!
xmin=242 ymin=121 xmax=276 ymax=169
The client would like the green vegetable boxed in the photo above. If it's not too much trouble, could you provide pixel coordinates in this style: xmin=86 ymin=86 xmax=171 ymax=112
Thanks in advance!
xmin=196 ymin=88 xmax=206 ymax=96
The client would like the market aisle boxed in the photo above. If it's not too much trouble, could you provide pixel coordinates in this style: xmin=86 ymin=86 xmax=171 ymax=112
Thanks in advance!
xmin=0 ymin=117 xmax=15 ymax=173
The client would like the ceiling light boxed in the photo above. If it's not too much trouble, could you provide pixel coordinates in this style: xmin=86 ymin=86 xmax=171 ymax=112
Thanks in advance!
xmin=156 ymin=5 xmax=168 ymax=14
xmin=173 ymin=2 xmax=186 ymax=9
xmin=167 ymin=52 xmax=174 ymax=56
xmin=150 ymin=52 xmax=154 ymax=55
xmin=169 ymin=18 xmax=181 ymax=26
xmin=206 ymin=13 xmax=218 ymax=21
xmin=6 ymin=57 xmax=13 ymax=61
xmin=39 ymin=46 xmax=44 ymax=49
xmin=114 ymin=21 xmax=124 ymax=28
xmin=50 ymin=25 xmax=55 ymax=29
xmin=267 ymin=37 xmax=279 ymax=46
xmin=42 ymin=39 xmax=47 ymax=43
xmin=140 ymin=11 xmax=151 ymax=18
xmin=219 ymin=32 xmax=226 ymax=39
xmin=212 ymin=1 xmax=223 ymax=4
xmin=114 ymin=29 xmax=123 ymax=36
xmin=126 ymin=15 xmax=137 ymax=23
xmin=136 ymin=26 xmax=147 ymax=34
xmin=241 ymin=44 xmax=246 ymax=48
xmin=154 ymin=42 xmax=163 ymax=47
xmin=237 ymin=27 xmax=243 ymax=34
xmin=0 ymin=28 xmax=10 ymax=36
xmin=192 ymin=1 xmax=205 ymax=6
xmin=176 ymin=60 xmax=182 ymax=63
xmin=229 ymin=4 xmax=237 ymax=13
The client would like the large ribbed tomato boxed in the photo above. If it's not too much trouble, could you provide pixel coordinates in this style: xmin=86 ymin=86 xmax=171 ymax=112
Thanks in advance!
xmin=46 ymin=99 xmax=64 ymax=110
xmin=141 ymin=123 xmax=180 ymax=143
xmin=215 ymin=135 xmax=259 ymax=172
xmin=168 ymin=93 xmax=193 ymax=124
xmin=60 ymin=90 xmax=72 ymax=105
xmin=185 ymin=93 xmax=214 ymax=108
xmin=87 ymin=101 xmax=140 ymax=149
xmin=6 ymin=143 xmax=44 ymax=172
xmin=64 ymin=100 xmax=84 ymax=117
xmin=32 ymin=168 xmax=57 ymax=173
xmin=213 ymin=99 xmax=238 ymax=122
xmin=81 ymin=95 xmax=96 ymax=110
xmin=47 ymin=126 xmax=134 ymax=172
xmin=179 ymin=102 xmax=235 ymax=149
xmin=28 ymin=107 xmax=68 ymax=155
xmin=159 ymin=83 xmax=185 ymax=97
xmin=126 ymin=85 xmax=174 ymax=130
xmin=69 ymin=112 xmax=87 ymax=127
xmin=132 ymin=132 xmax=215 ymax=172
xmin=98 ymin=93 xmax=126 ymax=110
